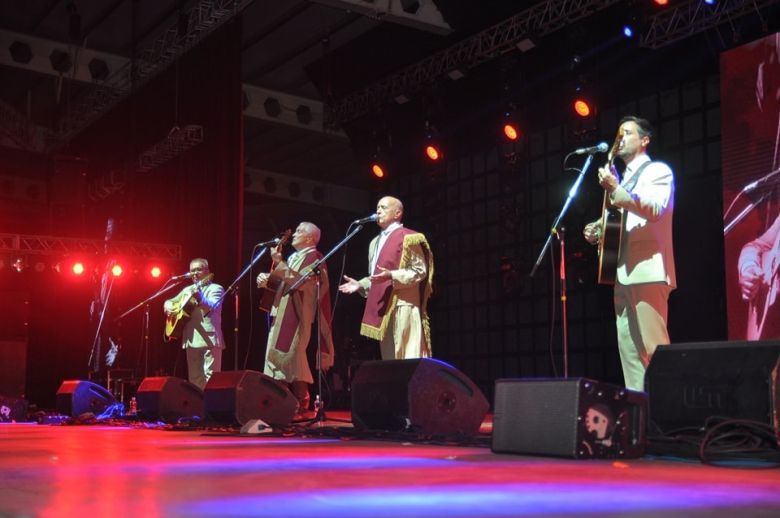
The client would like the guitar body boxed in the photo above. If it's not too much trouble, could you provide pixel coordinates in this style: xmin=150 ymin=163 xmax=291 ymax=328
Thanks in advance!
xmin=597 ymin=193 xmax=623 ymax=285
xmin=163 ymin=273 xmax=213 ymax=342
xmin=258 ymin=278 xmax=282 ymax=313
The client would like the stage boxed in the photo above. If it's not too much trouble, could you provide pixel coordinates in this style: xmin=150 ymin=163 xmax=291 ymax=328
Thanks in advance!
xmin=2 ymin=418 xmax=780 ymax=517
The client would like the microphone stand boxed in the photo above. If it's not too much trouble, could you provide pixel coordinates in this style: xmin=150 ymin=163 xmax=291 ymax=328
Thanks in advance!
xmin=283 ymin=223 xmax=368 ymax=426
xmin=530 ymin=152 xmax=598 ymax=378
xmin=115 ymin=279 xmax=186 ymax=378
xmin=723 ymin=169 xmax=780 ymax=235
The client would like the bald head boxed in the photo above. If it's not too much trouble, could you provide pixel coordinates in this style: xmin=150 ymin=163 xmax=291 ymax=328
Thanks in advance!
xmin=376 ymin=196 xmax=404 ymax=229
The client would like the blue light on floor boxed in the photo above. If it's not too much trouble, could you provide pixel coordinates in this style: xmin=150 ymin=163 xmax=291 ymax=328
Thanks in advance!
xmin=180 ymin=482 xmax=780 ymax=517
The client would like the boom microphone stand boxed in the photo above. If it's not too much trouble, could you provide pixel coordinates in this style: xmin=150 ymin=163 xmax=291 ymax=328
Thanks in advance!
xmin=284 ymin=223 xmax=369 ymax=426
xmin=530 ymin=152 xmax=598 ymax=378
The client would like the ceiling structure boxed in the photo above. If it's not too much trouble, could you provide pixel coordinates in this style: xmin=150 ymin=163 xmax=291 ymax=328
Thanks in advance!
xmin=1 ymin=0 xmax=780 ymax=197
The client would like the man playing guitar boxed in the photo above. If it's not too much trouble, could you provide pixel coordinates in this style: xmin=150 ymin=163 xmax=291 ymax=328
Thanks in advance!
xmin=583 ymin=116 xmax=676 ymax=391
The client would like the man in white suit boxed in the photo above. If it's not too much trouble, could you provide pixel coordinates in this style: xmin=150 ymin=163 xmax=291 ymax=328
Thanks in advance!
xmin=164 ymin=258 xmax=225 ymax=389
xmin=583 ymin=116 xmax=676 ymax=391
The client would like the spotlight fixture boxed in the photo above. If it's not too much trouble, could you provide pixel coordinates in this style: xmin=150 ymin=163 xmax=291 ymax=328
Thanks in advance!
xmin=573 ymin=98 xmax=593 ymax=117
xmin=502 ymin=106 xmax=521 ymax=141
xmin=263 ymin=97 xmax=281 ymax=117
xmin=49 ymin=49 xmax=72 ymax=74
xmin=88 ymin=58 xmax=109 ymax=81
xmin=9 ymin=41 xmax=32 ymax=64
xmin=424 ymin=121 xmax=443 ymax=162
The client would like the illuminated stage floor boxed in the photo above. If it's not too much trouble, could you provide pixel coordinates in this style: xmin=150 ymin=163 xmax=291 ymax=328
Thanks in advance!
xmin=1 ymin=420 xmax=780 ymax=517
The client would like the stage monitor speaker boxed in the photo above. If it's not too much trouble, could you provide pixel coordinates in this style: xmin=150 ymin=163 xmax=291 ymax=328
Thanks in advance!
xmin=136 ymin=376 xmax=204 ymax=423
xmin=204 ymin=370 xmax=298 ymax=426
xmin=56 ymin=380 xmax=116 ymax=417
xmin=491 ymin=378 xmax=647 ymax=459
xmin=351 ymin=358 xmax=489 ymax=435
xmin=0 ymin=395 xmax=28 ymax=422
xmin=645 ymin=340 xmax=780 ymax=433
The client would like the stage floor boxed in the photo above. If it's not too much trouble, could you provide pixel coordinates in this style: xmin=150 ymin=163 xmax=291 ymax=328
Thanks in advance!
xmin=2 ymin=418 xmax=780 ymax=518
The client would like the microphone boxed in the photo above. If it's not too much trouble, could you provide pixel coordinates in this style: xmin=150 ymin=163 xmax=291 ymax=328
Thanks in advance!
xmin=574 ymin=142 xmax=609 ymax=155
xmin=353 ymin=214 xmax=379 ymax=225
xmin=171 ymin=272 xmax=194 ymax=281
xmin=743 ymin=168 xmax=780 ymax=193
xmin=257 ymin=237 xmax=281 ymax=247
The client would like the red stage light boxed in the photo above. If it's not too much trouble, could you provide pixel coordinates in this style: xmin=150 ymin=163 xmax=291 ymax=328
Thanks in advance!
xmin=574 ymin=99 xmax=592 ymax=117
xmin=371 ymin=163 xmax=385 ymax=178
xmin=111 ymin=264 xmax=123 ymax=277
xmin=503 ymin=123 xmax=519 ymax=141
xmin=150 ymin=266 xmax=162 ymax=278
xmin=425 ymin=144 xmax=441 ymax=161
xmin=654 ymin=0 xmax=668 ymax=5
xmin=72 ymin=262 xmax=85 ymax=275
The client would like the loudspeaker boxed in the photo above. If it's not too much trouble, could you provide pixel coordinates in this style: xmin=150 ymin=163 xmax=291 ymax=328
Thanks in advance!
xmin=56 ymin=380 xmax=116 ymax=417
xmin=351 ymin=358 xmax=489 ymax=435
xmin=136 ymin=377 xmax=204 ymax=423
xmin=645 ymin=341 xmax=780 ymax=433
xmin=0 ymin=395 xmax=28 ymax=422
xmin=491 ymin=378 xmax=647 ymax=459
xmin=204 ymin=370 xmax=298 ymax=426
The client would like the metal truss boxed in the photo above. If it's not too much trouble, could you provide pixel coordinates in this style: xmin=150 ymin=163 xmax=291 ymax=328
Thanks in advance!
xmin=138 ymin=125 xmax=204 ymax=172
xmin=0 ymin=233 xmax=182 ymax=260
xmin=54 ymin=0 xmax=252 ymax=150
xmin=88 ymin=124 xmax=203 ymax=201
xmin=0 ymin=99 xmax=46 ymax=152
xmin=640 ymin=0 xmax=780 ymax=49
xmin=326 ymin=0 xmax=623 ymax=127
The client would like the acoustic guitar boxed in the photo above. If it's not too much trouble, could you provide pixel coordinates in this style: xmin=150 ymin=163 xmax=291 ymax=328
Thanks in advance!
xmin=597 ymin=130 xmax=624 ymax=285
xmin=164 ymin=273 xmax=214 ymax=341
xmin=258 ymin=229 xmax=292 ymax=313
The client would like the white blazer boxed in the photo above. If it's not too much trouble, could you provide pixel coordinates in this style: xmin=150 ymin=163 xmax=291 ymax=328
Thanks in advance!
xmin=609 ymin=154 xmax=676 ymax=288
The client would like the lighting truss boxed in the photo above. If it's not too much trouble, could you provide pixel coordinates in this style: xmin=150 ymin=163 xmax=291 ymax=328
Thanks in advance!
xmin=0 ymin=99 xmax=48 ymax=152
xmin=53 ymin=0 xmax=252 ymax=150
xmin=325 ymin=0 xmax=623 ymax=127
xmin=88 ymin=124 xmax=204 ymax=201
xmin=138 ymin=125 xmax=204 ymax=172
xmin=640 ymin=0 xmax=780 ymax=49
xmin=0 ymin=233 xmax=182 ymax=260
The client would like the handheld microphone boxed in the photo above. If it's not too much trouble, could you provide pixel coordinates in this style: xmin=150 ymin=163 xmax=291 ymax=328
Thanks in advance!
xmin=171 ymin=272 xmax=194 ymax=281
xmin=574 ymin=142 xmax=609 ymax=155
xmin=353 ymin=214 xmax=379 ymax=225
xmin=257 ymin=237 xmax=282 ymax=247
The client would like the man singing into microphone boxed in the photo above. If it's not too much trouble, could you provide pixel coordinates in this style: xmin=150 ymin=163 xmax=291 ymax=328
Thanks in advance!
xmin=163 ymin=258 xmax=225 ymax=389
xmin=256 ymin=222 xmax=334 ymax=414
xmin=582 ymin=116 xmax=676 ymax=391
xmin=339 ymin=196 xmax=434 ymax=360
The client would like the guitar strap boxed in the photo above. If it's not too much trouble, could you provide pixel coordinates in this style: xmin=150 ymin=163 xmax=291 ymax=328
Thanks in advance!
xmin=620 ymin=160 xmax=653 ymax=193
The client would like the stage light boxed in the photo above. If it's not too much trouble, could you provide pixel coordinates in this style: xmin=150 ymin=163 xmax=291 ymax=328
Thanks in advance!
xmin=72 ymin=262 xmax=86 ymax=275
xmin=111 ymin=264 xmax=123 ymax=277
xmin=12 ymin=257 xmax=25 ymax=273
xmin=423 ymin=121 xmax=443 ymax=161
xmin=503 ymin=123 xmax=519 ymax=141
xmin=371 ymin=163 xmax=386 ymax=178
xmin=703 ymin=0 xmax=716 ymax=4
xmin=150 ymin=266 xmax=162 ymax=278
xmin=654 ymin=0 xmax=668 ymax=5
xmin=574 ymin=99 xmax=592 ymax=117
xmin=623 ymin=25 xmax=634 ymax=38
xmin=425 ymin=144 xmax=441 ymax=161
xmin=263 ymin=97 xmax=281 ymax=117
